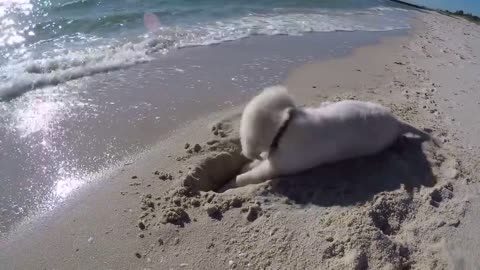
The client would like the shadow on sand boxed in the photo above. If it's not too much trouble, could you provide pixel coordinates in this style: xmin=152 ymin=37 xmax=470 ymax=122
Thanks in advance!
xmin=269 ymin=136 xmax=436 ymax=206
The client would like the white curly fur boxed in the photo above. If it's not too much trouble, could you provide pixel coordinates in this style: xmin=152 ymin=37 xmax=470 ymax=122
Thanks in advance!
xmin=239 ymin=85 xmax=295 ymax=160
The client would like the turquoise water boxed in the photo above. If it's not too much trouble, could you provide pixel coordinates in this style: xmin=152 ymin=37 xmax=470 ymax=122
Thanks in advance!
xmin=0 ymin=0 xmax=412 ymax=98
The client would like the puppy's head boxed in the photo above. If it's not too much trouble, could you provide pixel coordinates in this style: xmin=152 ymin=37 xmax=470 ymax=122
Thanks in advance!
xmin=240 ymin=85 xmax=295 ymax=160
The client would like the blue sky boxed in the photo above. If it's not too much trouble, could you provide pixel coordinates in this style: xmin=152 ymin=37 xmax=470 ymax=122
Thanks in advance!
xmin=408 ymin=0 xmax=480 ymax=15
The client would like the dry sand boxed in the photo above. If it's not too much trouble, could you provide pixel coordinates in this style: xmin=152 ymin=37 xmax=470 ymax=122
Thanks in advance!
xmin=1 ymin=10 xmax=480 ymax=270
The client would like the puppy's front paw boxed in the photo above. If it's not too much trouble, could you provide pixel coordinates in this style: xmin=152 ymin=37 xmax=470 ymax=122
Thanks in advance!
xmin=235 ymin=173 xmax=255 ymax=188
xmin=240 ymin=159 xmax=262 ymax=173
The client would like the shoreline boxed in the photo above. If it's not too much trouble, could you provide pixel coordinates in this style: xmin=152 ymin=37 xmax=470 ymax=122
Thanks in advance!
xmin=2 ymin=10 xmax=480 ymax=269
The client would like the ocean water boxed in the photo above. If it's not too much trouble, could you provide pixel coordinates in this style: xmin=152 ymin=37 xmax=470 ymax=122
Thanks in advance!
xmin=0 ymin=0 xmax=413 ymax=235
xmin=0 ymin=0 xmax=413 ymax=98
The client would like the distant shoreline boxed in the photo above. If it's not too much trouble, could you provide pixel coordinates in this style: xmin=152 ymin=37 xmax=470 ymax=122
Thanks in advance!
xmin=389 ymin=0 xmax=480 ymax=23
xmin=389 ymin=0 xmax=431 ymax=10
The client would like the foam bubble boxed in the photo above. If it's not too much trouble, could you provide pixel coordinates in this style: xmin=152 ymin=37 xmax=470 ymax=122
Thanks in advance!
xmin=0 ymin=44 xmax=154 ymax=99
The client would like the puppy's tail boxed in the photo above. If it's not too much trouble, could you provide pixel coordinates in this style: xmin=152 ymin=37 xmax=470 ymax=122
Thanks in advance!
xmin=399 ymin=122 xmax=441 ymax=147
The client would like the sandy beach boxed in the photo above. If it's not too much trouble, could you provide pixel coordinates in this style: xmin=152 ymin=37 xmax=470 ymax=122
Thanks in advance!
xmin=2 ymin=9 xmax=480 ymax=270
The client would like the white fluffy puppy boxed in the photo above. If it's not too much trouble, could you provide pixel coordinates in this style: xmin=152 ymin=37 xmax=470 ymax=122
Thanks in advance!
xmin=234 ymin=85 xmax=432 ymax=188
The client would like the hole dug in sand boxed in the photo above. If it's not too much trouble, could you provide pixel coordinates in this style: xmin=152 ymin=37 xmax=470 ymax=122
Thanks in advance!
xmin=181 ymin=138 xmax=249 ymax=192
xmin=139 ymin=139 xmax=264 ymax=230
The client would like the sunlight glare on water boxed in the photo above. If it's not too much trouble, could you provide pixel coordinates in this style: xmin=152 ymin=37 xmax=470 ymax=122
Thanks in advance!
xmin=14 ymin=92 xmax=70 ymax=138
xmin=52 ymin=171 xmax=84 ymax=199
xmin=0 ymin=0 xmax=33 ymax=47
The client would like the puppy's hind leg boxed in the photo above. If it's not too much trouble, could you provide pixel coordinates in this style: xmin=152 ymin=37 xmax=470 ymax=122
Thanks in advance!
xmin=235 ymin=159 xmax=276 ymax=188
